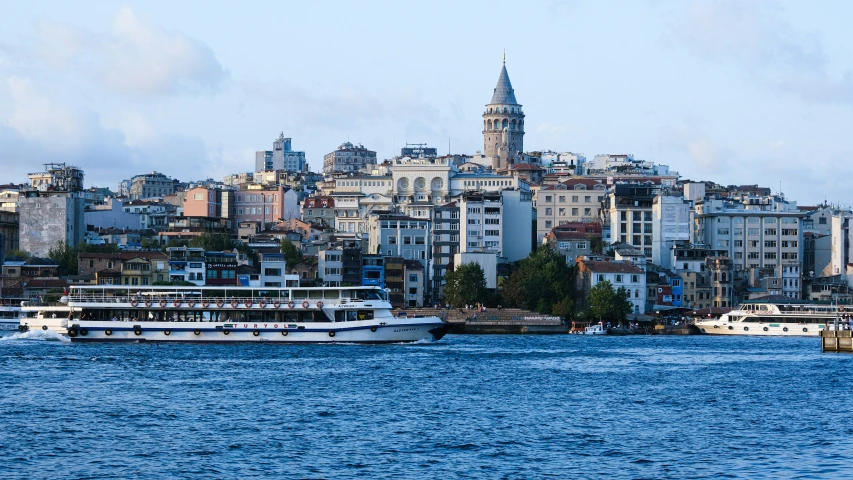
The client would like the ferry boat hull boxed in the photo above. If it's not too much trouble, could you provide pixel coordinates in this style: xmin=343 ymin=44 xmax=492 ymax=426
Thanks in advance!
xmin=694 ymin=319 xmax=823 ymax=337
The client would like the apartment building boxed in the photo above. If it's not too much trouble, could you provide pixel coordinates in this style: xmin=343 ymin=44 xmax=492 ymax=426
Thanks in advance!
xmin=536 ymin=179 xmax=607 ymax=242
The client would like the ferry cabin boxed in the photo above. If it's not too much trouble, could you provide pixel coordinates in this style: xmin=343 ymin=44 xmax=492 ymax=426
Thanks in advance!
xmin=57 ymin=285 xmax=388 ymax=325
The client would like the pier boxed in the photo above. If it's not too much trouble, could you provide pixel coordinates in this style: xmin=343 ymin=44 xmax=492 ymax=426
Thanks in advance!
xmin=395 ymin=308 xmax=567 ymax=334
xmin=820 ymin=329 xmax=853 ymax=352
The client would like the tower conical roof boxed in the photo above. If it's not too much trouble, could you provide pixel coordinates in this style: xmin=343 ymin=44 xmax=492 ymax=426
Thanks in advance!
xmin=489 ymin=64 xmax=518 ymax=105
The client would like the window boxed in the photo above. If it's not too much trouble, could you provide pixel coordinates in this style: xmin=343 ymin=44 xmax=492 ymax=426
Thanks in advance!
xmin=572 ymin=196 xmax=579 ymax=202
xmin=734 ymin=240 xmax=743 ymax=247
xmin=559 ymin=196 xmax=565 ymax=202
xmin=597 ymin=274 xmax=605 ymax=282
xmin=615 ymin=275 xmax=623 ymax=282
xmin=764 ymin=240 xmax=777 ymax=248
xmin=584 ymin=196 xmax=591 ymax=202
xmin=388 ymin=237 xmax=397 ymax=244
xmin=577 ymin=242 xmax=587 ymax=250
xmin=264 ymin=268 xmax=281 ymax=276
xmin=409 ymin=274 xmax=418 ymax=282
xmin=819 ymin=217 xmax=827 ymax=225
xmin=545 ymin=208 xmax=552 ymax=215
xmin=545 ymin=221 xmax=552 ymax=229
xmin=545 ymin=196 xmax=552 ymax=202
xmin=572 ymin=208 xmax=578 ymax=216
xmin=765 ymin=229 xmax=777 ymax=236
xmin=672 ymin=279 xmax=681 ymax=287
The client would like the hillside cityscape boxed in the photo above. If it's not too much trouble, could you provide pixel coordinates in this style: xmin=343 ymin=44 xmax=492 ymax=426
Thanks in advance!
xmin=0 ymin=60 xmax=847 ymax=317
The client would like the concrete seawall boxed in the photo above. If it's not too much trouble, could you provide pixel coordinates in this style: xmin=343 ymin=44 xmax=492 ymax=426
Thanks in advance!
xmin=393 ymin=308 xmax=568 ymax=334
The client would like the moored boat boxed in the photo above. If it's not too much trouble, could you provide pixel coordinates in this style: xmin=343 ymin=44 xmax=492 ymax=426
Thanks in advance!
xmin=694 ymin=300 xmax=852 ymax=337
xmin=19 ymin=285 xmax=449 ymax=344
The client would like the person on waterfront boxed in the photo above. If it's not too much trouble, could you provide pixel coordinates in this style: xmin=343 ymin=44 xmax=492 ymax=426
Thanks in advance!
xmin=111 ymin=315 xmax=118 ymax=322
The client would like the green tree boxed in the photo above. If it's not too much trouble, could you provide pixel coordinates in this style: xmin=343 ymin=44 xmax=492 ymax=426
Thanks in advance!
xmin=280 ymin=238 xmax=303 ymax=266
xmin=500 ymin=245 xmax=577 ymax=315
xmin=443 ymin=262 xmax=488 ymax=308
xmin=188 ymin=233 xmax=234 ymax=251
xmin=48 ymin=241 xmax=79 ymax=276
xmin=5 ymin=249 xmax=31 ymax=260
xmin=586 ymin=280 xmax=617 ymax=322
xmin=585 ymin=281 xmax=633 ymax=323
xmin=613 ymin=286 xmax=635 ymax=323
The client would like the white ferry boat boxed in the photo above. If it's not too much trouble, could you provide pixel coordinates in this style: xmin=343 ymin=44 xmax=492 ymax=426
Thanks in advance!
xmin=694 ymin=300 xmax=851 ymax=336
xmin=19 ymin=285 xmax=449 ymax=344
xmin=0 ymin=303 xmax=22 ymax=332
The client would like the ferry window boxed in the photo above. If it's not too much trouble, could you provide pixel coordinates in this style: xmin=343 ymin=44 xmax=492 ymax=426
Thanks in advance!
xmin=347 ymin=310 xmax=358 ymax=321
xmin=292 ymin=290 xmax=307 ymax=300
xmin=309 ymin=290 xmax=323 ymax=299
xmin=323 ymin=290 xmax=340 ymax=299
xmin=357 ymin=310 xmax=374 ymax=320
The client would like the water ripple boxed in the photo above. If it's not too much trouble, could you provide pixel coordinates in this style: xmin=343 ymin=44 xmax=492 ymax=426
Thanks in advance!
xmin=1 ymin=334 xmax=851 ymax=479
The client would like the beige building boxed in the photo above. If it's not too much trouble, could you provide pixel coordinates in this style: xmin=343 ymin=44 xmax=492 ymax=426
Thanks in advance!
xmin=536 ymin=179 xmax=607 ymax=243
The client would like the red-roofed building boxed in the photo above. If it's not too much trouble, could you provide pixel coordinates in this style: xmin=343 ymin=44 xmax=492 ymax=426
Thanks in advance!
xmin=544 ymin=222 xmax=603 ymax=265
xmin=303 ymin=196 xmax=335 ymax=227
xmin=577 ymin=258 xmax=646 ymax=314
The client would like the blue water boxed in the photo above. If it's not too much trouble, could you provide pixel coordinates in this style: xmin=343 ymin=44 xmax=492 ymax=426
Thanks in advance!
xmin=2 ymin=331 xmax=852 ymax=479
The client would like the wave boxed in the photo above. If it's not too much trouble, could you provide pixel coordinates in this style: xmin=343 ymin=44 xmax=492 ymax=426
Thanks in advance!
xmin=0 ymin=329 xmax=71 ymax=343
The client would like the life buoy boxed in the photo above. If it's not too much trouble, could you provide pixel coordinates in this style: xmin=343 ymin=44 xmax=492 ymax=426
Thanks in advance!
xmin=145 ymin=300 xmax=153 ymax=308
xmin=288 ymin=301 xmax=295 ymax=309
xmin=159 ymin=299 xmax=167 ymax=308
xmin=370 ymin=326 xmax=377 ymax=332
xmin=187 ymin=300 xmax=196 ymax=308
xmin=316 ymin=301 xmax=324 ymax=309
xmin=174 ymin=300 xmax=182 ymax=308
xmin=302 ymin=301 xmax=309 ymax=309
xmin=252 ymin=330 xmax=260 ymax=336
xmin=130 ymin=299 xmax=139 ymax=307
xmin=728 ymin=326 xmax=733 ymax=330
xmin=230 ymin=300 xmax=238 ymax=308
xmin=42 ymin=325 xmax=48 ymax=331
xmin=713 ymin=325 xmax=718 ymax=329
xmin=68 ymin=328 xmax=78 ymax=337
xmin=164 ymin=330 xmax=171 ymax=336
xmin=105 ymin=329 xmax=112 ymax=336
xmin=328 ymin=331 xmax=335 ymax=337
xmin=763 ymin=327 xmax=768 ymax=331
xmin=134 ymin=328 xmax=142 ymax=336
xmin=223 ymin=329 xmax=231 ymax=335
xmin=194 ymin=329 xmax=201 ymax=336
xmin=273 ymin=300 xmax=281 ymax=309
xmin=216 ymin=300 xmax=225 ymax=308
xmin=743 ymin=327 xmax=749 ymax=331
xmin=281 ymin=330 xmax=288 ymax=336
xmin=202 ymin=300 xmax=210 ymax=308
xmin=245 ymin=300 xmax=253 ymax=308
xmin=259 ymin=300 xmax=266 ymax=308
xmin=79 ymin=328 xmax=88 ymax=336
xmin=783 ymin=327 xmax=788 ymax=332
xmin=803 ymin=327 xmax=808 ymax=332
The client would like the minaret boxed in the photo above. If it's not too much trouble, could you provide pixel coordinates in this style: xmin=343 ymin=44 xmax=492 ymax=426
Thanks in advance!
xmin=483 ymin=54 xmax=525 ymax=170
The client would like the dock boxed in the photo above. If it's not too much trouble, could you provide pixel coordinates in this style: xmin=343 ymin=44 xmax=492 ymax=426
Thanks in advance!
xmin=820 ymin=328 xmax=853 ymax=352
xmin=394 ymin=308 xmax=567 ymax=334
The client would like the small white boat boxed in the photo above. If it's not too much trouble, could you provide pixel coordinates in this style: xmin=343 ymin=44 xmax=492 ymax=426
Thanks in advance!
xmin=583 ymin=324 xmax=608 ymax=335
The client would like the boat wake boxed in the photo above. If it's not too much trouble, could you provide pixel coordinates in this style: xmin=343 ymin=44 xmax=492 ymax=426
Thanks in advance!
xmin=0 ymin=329 xmax=71 ymax=344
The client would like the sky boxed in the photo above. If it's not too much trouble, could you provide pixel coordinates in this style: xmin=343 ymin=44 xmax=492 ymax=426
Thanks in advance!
xmin=1 ymin=0 xmax=852 ymax=206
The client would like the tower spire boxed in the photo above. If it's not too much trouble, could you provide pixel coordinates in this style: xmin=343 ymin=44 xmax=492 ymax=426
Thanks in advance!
xmin=503 ymin=49 xmax=506 ymax=65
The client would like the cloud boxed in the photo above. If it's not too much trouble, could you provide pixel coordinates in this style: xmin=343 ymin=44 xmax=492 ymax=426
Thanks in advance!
xmin=0 ymin=77 xmax=212 ymax=188
xmin=30 ymin=7 xmax=227 ymax=95
xmin=677 ymin=0 xmax=853 ymax=105
xmin=658 ymin=122 xmax=734 ymax=174
xmin=536 ymin=122 xmax=570 ymax=134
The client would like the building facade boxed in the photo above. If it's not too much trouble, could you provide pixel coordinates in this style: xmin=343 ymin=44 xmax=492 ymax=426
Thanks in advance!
xmin=255 ymin=133 xmax=307 ymax=172
xmin=323 ymin=142 xmax=377 ymax=174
